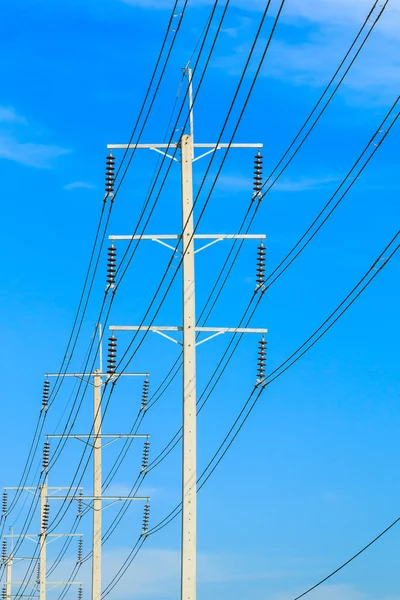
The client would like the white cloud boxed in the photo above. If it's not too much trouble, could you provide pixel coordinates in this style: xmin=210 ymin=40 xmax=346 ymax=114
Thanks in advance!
xmin=64 ymin=181 xmax=96 ymax=190
xmin=0 ymin=135 xmax=70 ymax=168
xmin=273 ymin=176 xmax=339 ymax=192
xmin=119 ymin=0 xmax=400 ymax=29
xmin=217 ymin=173 xmax=339 ymax=193
xmin=283 ymin=0 xmax=400 ymax=34
xmin=53 ymin=546 xmax=300 ymax=599
xmin=207 ymin=0 xmax=399 ymax=104
xmin=272 ymin=583 xmax=365 ymax=600
xmin=0 ymin=106 xmax=69 ymax=168
xmin=0 ymin=106 xmax=27 ymax=125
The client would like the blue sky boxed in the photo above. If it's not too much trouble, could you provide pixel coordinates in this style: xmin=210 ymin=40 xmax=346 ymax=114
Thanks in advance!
xmin=0 ymin=1 xmax=399 ymax=600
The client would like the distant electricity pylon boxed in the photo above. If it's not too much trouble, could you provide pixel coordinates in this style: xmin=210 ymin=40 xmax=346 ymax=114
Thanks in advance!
xmin=46 ymin=325 xmax=150 ymax=600
xmin=2 ymin=439 xmax=83 ymax=600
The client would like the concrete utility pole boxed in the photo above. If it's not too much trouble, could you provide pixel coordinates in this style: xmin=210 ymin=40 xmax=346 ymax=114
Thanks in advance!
xmin=39 ymin=480 xmax=47 ymax=600
xmin=92 ymin=371 xmax=102 ymax=600
xmin=180 ymin=132 xmax=197 ymax=600
xmin=5 ymin=533 xmax=13 ymax=600
xmin=107 ymin=68 xmax=267 ymax=600
xmin=47 ymin=329 xmax=150 ymax=600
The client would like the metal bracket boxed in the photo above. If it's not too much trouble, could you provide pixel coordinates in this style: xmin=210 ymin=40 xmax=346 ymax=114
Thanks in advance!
xmin=149 ymin=147 xmax=180 ymax=162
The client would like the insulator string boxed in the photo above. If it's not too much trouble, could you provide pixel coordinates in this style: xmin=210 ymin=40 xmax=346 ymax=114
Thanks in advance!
xmin=140 ymin=379 xmax=150 ymax=411
xmin=106 ymin=245 xmax=117 ymax=288
xmin=42 ymin=380 xmax=50 ymax=411
xmin=42 ymin=441 xmax=50 ymax=471
xmin=105 ymin=154 xmax=115 ymax=199
xmin=253 ymin=151 xmax=263 ymax=199
xmin=255 ymin=242 xmax=266 ymax=291
xmin=141 ymin=440 xmax=150 ymax=473
xmin=2 ymin=492 xmax=7 ymax=516
xmin=107 ymin=335 xmax=117 ymax=375
xmin=256 ymin=336 xmax=267 ymax=385
xmin=142 ymin=502 xmax=150 ymax=535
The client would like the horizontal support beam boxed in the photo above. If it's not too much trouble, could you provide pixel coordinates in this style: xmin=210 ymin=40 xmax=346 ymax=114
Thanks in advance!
xmin=5 ymin=486 xmax=82 ymax=490
xmin=45 ymin=372 xmax=148 ymax=377
xmin=4 ymin=534 xmax=80 ymax=538
xmin=107 ymin=143 xmax=263 ymax=149
xmin=46 ymin=434 xmax=149 ymax=439
xmin=110 ymin=326 xmax=267 ymax=334
xmin=10 ymin=583 xmax=82 ymax=586
xmin=109 ymin=234 xmax=265 ymax=241
xmin=49 ymin=496 xmax=149 ymax=501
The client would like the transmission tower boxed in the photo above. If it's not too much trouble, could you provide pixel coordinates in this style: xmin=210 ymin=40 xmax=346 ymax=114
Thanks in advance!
xmin=2 ymin=478 xmax=83 ymax=600
xmin=106 ymin=67 xmax=267 ymax=600
xmin=46 ymin=325 xmax=151 ymax=600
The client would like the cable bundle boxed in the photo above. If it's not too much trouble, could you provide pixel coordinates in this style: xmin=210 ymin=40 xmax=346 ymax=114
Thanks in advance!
xmin=253 ymin=152 xmax=263 ymax=199
xmin=140 ymin=379 xmax=149 ymax=412
xmin=107 ymin=335 xmax=117 ymax=375
xmin=105 ymin=154 xmax=115 ymax=198
xmin=42 ymin=380 xmax=50 ymax=411
xmin=142 ymin=503 xmax=150 ymax=535
xmin=141 ymin=440 xmax=150 ymax=473
xmin=257 ymin=337 xmax=267 ymax=384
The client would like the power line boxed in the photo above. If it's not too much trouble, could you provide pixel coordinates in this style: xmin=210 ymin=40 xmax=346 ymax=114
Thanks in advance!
xmin=140 ymin=0 xmax=391 ymax=417
xmin=5 ymin=2 xmax=229 ymax=583
xmin=146 ymin=231 xmax=399 ymax=536
xmin=291 ymin=515 xmax=400 ymax=600
xmin=0 ymin=0 xmax=190 ymax=583
xmin=144 ymin=96 xmax=399 ymax=476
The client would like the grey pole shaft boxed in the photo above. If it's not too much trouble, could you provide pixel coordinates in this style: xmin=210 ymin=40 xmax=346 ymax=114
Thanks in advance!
xmin=180 ymin=133 xmax=196 ymax=600
xmin=6 ymin=554 xmax=12 ymax=600
xmin=92 ymin=371 xmax=102 ymax=600
xmin=39 ymin=479 xmax=47 ymax=600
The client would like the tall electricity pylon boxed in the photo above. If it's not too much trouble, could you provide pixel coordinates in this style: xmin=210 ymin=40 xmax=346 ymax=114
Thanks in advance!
xmin=106 ymin=68 xmax=267 ymax=600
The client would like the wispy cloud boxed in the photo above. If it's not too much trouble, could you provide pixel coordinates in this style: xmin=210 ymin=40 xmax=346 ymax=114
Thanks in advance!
xmin=0 ymin=135 xmax=70 ymax=169
xmin=53 ymin=546 xmax=301 ymax=599
xmin=119 ymin=0 xmax=400 ymax=28
xmin=273 ymin=176 xmax=339 ymax=192
xmin=218 ymin=173 xmax=338 ymax=193
xmin=0 ymin=106 xmax=69 ymax=168
xmin=0 ymin=106 xmax=27 ymax=125
xmin=64 ymin=181 xmax=96 ymax=190
xmin=271 ymin=583 xmax=365 ymax=600
xmin=210 ymin=1 xmax=399 ymax=103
